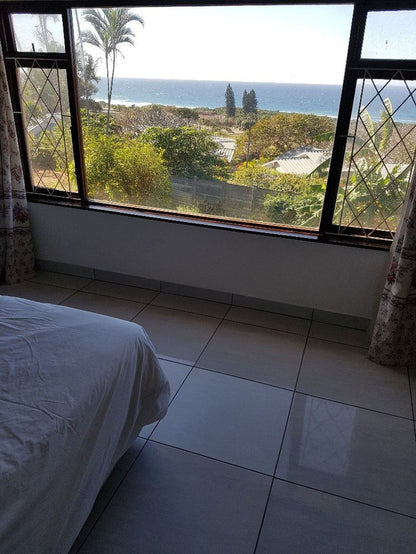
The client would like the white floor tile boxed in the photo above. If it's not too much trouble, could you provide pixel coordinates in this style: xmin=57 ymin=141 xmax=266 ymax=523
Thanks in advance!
xmin=133 ymin=306 xmax=220 ymax=364
xmin=29 ymin=270 xmax=92 ymax=290
xmin=0 ymin=281 xmax=75 ymax=304
xmin=257 ymin=479 xmax=416 ymax=554
xmin=151 ymin=292 xmax=230 ymax=318
xmin=152 ymin=368 xmax=293 ymax=474
xmin=78 ymin=442 xmax=271 ymax=554
xmin=297 ymin=338 xmax=412 ymax=418
xmin=309 ymin=321 xmax=370 ymax=347
xmin=139 ymin=360 xmax=192 ymax=439
xmin=197 ymin=320 xmax=306 ymax=388
xmin=276 ymin=394 xmax=416 ymax=517
xmin=70 ymin=438 xmax=146 ymax=553
xmin=82 ymin=280 xmax=158 ymax=303
xmin=61 ymin=292 xmax=145 ymax=320
xmin=226 ymin=305 xmax=310 ymax=335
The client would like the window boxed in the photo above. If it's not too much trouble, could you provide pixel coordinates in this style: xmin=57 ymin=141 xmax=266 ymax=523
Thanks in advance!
xmin=1 ymin=1 xmax=415 ymax=246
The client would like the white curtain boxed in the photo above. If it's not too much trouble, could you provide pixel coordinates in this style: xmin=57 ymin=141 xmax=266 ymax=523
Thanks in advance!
xmin=368 ymin=167 xmax=416 ymax=367
xmin=0 ymin=42 xmax=35 ymax=283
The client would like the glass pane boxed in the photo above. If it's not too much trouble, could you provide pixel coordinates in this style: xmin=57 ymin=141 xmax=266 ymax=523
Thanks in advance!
xmin=73 ymin=4 xmax=353 ymax=228
xmin=11 ymin=13 xmax=65 ymax=53
xmin=334 ymin=75 xmax=416 ymax=238
xmin=362 ymin=10 xmax=416 ymax=60
xmin=16 ymin=61 xmax=76 ymax=195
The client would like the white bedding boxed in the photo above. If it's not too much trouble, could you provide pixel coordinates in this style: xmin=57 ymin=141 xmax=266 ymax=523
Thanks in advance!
xmin=0 ymin=296 xmax=170 ymax=553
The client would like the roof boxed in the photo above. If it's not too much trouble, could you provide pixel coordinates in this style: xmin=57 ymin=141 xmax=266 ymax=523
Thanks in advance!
xmin=213 ymin=136 xmax=236 ymax=163
xmin=262 ymin=147 xmax=331 ymax=176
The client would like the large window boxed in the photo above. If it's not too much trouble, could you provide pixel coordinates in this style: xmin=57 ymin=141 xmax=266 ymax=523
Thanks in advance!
xmin=1 ymin=1 xmax=415 ymax=246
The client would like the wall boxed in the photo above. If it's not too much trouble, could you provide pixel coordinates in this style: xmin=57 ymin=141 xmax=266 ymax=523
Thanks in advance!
xmin=28 ymin=201 xmax=390 ymax=320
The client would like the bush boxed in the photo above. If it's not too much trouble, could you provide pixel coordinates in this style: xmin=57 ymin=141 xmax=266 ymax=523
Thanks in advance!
xmin=140 ymin=126 xmax=221 ymax=178
xmin=83 ymin=132 xmax=170 ymax=206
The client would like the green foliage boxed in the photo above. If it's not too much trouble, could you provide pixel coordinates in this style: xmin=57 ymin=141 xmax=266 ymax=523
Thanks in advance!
xmin=140 ymin=126 xmax=222 ymax=178
xmin=232 ymin=160 xmax=280 ymax=188
xmin=225 ymin=84 xmax=236 ymax=118
xmin=337 ymin=161 xmax=410 ymax=230
xmin=82 ymin=8 xmax=144 ymax=133
xmin=242 ymin=89 xmax=258 ymax=114
xmin=172 ymin=107 xmax=199 ymax=123
xmin=235 ymin=112 xmax=335 ymax=161
xmin=263 ymin=178 xmax=327 ymax=228
xmin=76 ymin=52 xmax=100 ymax=111
xmin=81 ymin=109 xmax=119 ymax=135
xmin=83 ymin=132 xmax=170 ymax=205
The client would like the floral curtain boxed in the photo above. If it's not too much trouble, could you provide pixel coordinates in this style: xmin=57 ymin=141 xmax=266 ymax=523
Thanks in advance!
xmin=0 ymin=42 xmax=35 ymax=284
xmin=368 ymin=167 xmax=416 ymax=367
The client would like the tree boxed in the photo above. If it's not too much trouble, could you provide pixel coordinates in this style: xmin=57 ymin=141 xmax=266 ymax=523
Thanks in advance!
xmin=34 ymin=14 xmax=64 ymax=52
xmin=242 ymin=90 xmax=248 ymax=113
xmin=225 ymin=84 xmax=236 ymax=118
xmin=235 ymin=112 xmax=335 ymax=161
xmin=82 ymin=132 xmax=170 ymax=205
xmin=76 ymin=52 xmax=100 ymax=116
xmin=140 ymin=126 xmax=222 ymax=178
xmin=242 ymin=89 xmax=257 ymax=114
xmin=82 ymin=8 xmax=144 ymax=133
xmin=247 ymin=89 xmax=258 ymax=114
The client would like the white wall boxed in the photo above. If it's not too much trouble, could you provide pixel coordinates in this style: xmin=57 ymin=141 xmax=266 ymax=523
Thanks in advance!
xmin=28 ymin=202 xmax=390 ymax=319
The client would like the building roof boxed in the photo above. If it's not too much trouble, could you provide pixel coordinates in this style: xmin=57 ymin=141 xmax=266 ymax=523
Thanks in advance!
xmin=262 ymin=147 xmax=331 ymax=176
xmin=213 ymin=136 xmax=236 ymax=163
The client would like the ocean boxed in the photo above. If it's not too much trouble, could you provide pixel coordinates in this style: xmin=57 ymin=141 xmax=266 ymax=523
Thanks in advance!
xmin=94 ymin=78 xmax=416 ymax=122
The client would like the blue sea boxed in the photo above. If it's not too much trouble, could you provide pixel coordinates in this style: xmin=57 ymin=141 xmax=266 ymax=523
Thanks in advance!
xmin=94 ymin=78 xmax=416 ymax=122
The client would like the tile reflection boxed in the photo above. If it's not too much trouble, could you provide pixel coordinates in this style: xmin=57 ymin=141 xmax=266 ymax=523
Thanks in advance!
xmin=277 ymin=394 xmax=416 ymax=516
xmin=298 ymin=396 xmax=356 ymax=476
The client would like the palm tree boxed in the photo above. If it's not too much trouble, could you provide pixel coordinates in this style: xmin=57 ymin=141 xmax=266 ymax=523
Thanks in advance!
xmin=81 ymin=8 xmax=144 ymax=133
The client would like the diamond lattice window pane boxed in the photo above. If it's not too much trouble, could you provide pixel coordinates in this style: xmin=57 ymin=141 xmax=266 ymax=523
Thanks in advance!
xmin=334 ymin=73 xmax=416 ymax=238
xmin=17 ymin=60 xmax=76 ymax=196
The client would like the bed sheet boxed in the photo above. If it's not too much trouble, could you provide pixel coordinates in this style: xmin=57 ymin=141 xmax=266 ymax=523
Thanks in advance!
xmin=0 ymin=296 xmax=170 ymax=553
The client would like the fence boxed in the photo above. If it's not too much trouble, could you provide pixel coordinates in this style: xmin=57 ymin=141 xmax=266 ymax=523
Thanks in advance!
xmin=170 ymin=175 xmax=274 ymax=218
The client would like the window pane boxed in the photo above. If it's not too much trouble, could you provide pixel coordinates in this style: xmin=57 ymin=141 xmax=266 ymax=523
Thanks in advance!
xmin=16 ymin=61 xmax=76 ymax=195
xmin=333 ymin=75 xmax=416 ymax=238
xmin=73 ymin=5 xmax=353 ymax=228
xmin=11 ymin=13 xmax=65 ymax=53
xmin=362 ymin=10 xmax=416 ymax=60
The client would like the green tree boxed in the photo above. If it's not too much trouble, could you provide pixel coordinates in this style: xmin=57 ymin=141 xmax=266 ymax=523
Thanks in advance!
xmin=235 ymin=112 xmax=335 ymax=161
xmin=76 ymin=52 xmax=100 ymax=116
xmin=225 ymin=84 xmax=236 ymax=118
xmin=140 ymin=126 xmax=222 ymax=178
xmin=242 ymin=89 xmax=257 ymax=114
xmin=83 ymin=132 xmax=170 ymax=205
xmin=82 ymin=8 xmax=144 ymax=133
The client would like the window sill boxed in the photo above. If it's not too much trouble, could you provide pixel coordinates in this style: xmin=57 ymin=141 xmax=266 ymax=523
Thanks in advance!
xmin=27 ymin=192 xmax=392 ymax=252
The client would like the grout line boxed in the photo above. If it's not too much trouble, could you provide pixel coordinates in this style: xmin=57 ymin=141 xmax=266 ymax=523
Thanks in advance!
xmin=139 ymin=364 xmax=194 ymax=441
xmin=136 ymin=299 xmax=227 ymax=320
xmin=274 ymin=477 xmax=416 ymax=521
xmin=72 ymin=437 xmax=150 ymax=552
xmin=146 ymin=439 xmax=276 ymax=479
xmin=253 ymin=316 xmax=312 ymax=553
xmin=293 ymin=389 xmax=415 ymax=422
xmin=192 ymin=302 xmax=234 ymax=368
xmin=191 ymin=364 xmax=296 ymax=393
xmin=407 ymin=366 xmax=416 ymax=443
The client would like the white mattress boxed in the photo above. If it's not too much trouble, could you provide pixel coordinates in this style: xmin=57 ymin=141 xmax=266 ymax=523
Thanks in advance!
xmin=0 ymin=296 xmax=170 ymax=553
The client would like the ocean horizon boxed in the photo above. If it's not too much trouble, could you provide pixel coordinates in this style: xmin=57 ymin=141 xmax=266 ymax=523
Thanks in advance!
xmin=93 ymin=77 xmax=416 ymax=122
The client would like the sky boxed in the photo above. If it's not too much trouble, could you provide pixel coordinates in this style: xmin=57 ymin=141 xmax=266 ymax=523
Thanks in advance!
xmin=74 ymin=5 xmax=355 ymax=85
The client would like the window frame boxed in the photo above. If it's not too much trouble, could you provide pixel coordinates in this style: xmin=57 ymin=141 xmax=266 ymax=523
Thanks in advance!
xmin=1 ymin=0 xmax=416 ymax=250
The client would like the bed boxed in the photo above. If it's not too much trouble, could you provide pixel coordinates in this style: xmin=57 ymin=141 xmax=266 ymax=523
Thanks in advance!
xmin=0 ymin=295 xmax=170 ymax=553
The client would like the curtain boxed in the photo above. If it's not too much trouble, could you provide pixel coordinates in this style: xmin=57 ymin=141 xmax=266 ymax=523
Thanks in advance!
xmin=0 ymin=42 xmax=35 ymax=284
xmin=368 ymin=167 xmax=416 ymax=367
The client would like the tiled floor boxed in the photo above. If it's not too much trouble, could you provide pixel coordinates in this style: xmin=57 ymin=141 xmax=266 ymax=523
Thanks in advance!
xmin=2 ymin=271 xmax=416 ymax=553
